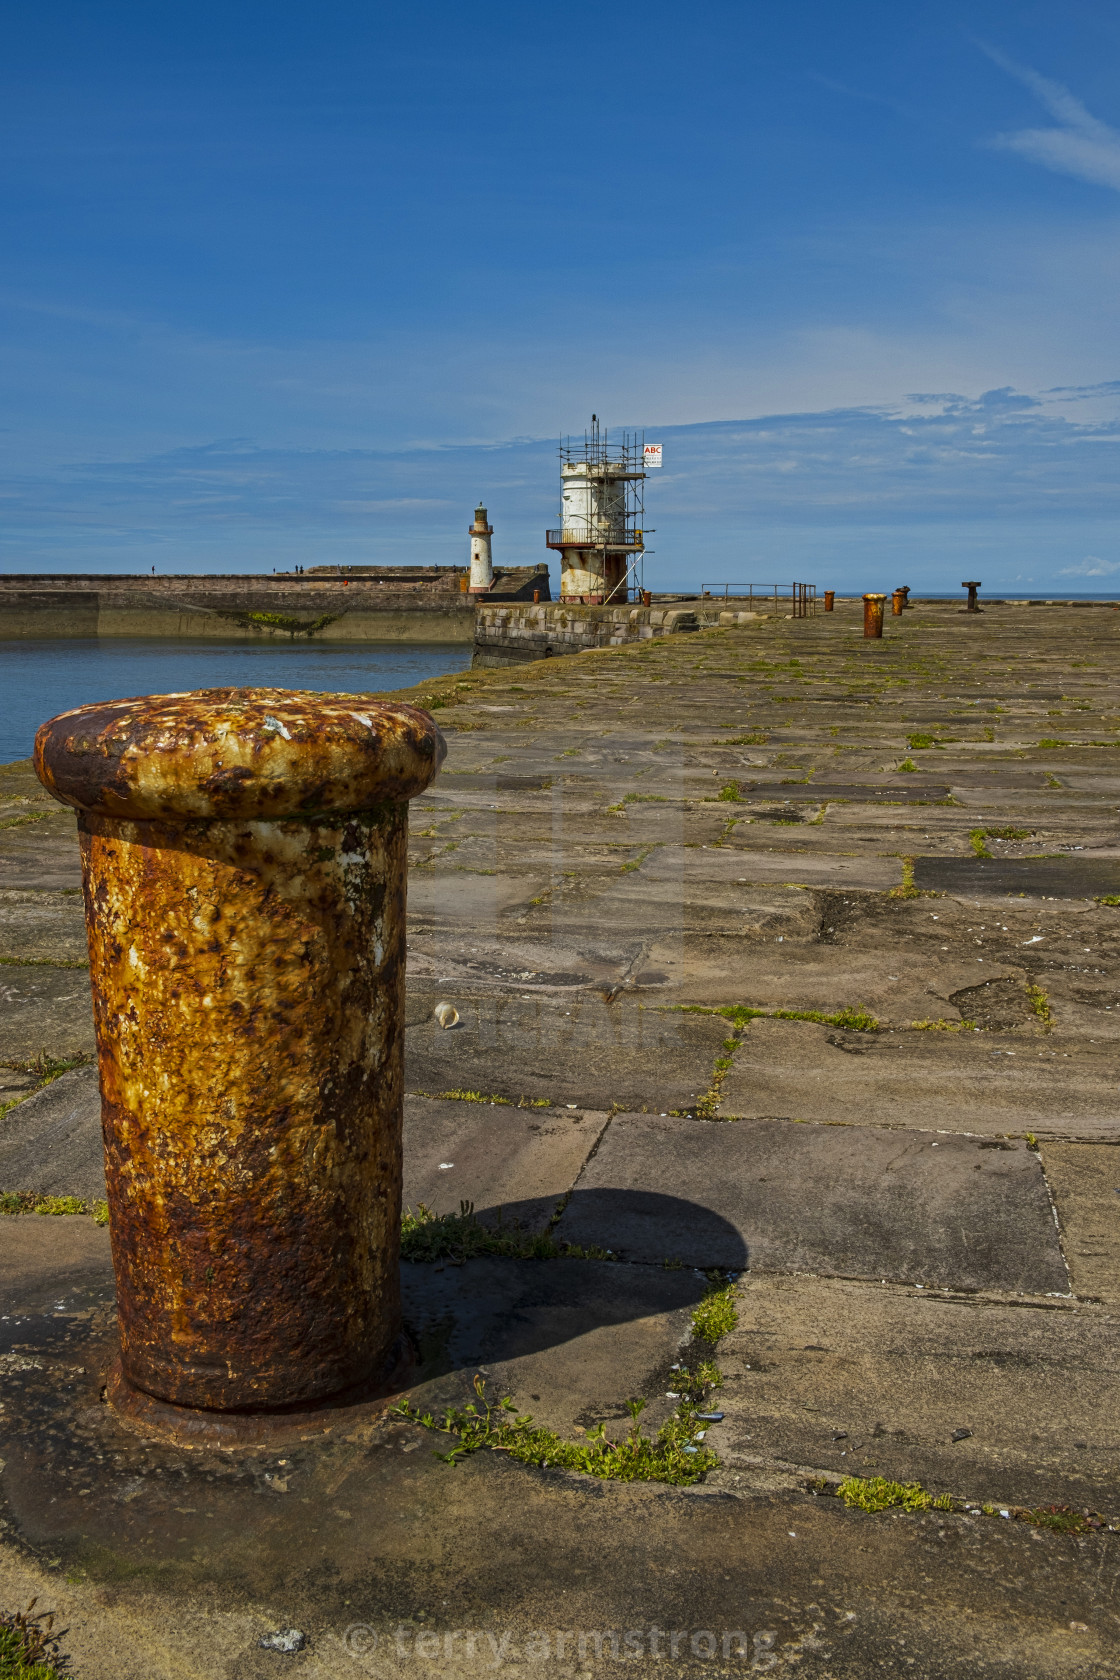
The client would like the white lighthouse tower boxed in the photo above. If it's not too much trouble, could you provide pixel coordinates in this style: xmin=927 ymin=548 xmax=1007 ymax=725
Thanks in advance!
xmin=468 ymin=502 xmax=494 ymax=594
xmin=545 ymin=417 xmax=646 ymax=604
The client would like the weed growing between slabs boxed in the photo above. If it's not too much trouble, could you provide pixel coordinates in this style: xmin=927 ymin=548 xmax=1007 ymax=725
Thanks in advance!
xmin=0 ymin=1052 xmax=92 ymax=1122
xmin=401 ymin=1201 xmax=610 ymax=1263
xmin=394 ymin=1277 xmax=740 ymax=1486
xmin=815 ymin=1477 xmax=1113 ymax=1534
xmin=837 ymin=1476 xmax=952 ymax=1513
xmin=674 ymin=1002 xmax=880 ymax=1033
xmin=0 ymin=1600 xmax=67 ymax=1678
xmin=0 ymin=1191 xmax=108 ymax=1224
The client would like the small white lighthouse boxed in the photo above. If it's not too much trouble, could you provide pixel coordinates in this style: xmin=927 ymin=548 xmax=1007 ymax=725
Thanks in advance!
xmin=468 ymin=503 xmax=494 ymax=594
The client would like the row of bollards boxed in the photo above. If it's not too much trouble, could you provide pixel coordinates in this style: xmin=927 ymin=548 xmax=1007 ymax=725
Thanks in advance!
xmin=34 ymin=687 xmax=445 ymax=1444
xmin=861 ymin=581 xmax=980 ymax=637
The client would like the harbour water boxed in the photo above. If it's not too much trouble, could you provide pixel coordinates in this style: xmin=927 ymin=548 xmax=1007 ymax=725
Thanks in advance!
xmin=0 ymin=636 xmax=470 ymax=764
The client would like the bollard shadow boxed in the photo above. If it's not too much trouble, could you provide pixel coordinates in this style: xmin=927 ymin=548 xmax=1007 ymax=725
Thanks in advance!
xmin=400 ymin=1189 xmax=747 ymax=1406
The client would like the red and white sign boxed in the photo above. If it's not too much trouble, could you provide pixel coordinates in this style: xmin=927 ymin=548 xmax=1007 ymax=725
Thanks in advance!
xmin=643 ymin=444 xmax=663 ymax=469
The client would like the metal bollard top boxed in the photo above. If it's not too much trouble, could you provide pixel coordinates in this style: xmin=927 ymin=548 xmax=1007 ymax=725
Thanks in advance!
xmin=34 ymin=687 xmax=446 ymax=821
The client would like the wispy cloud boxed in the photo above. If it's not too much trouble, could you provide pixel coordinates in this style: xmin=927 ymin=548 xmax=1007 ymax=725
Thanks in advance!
xmin=985 ymin=49 xmax=1120 ymax=192
xmin=1059 ymin=556 xmax=1120 ymax=578
xmin=3 ymin=384 xmax=1120 ymax=588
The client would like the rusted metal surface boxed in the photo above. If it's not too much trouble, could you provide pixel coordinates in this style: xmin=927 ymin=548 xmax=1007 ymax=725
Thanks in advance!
xmin=862 ymin=593 xmax=886 ymax=639
xmin=962 ymin=580 xmax=982 ymax=612
xmin=34 ymin=688 xmax=444 ymax=1417
xmin=891 ymin=589 xmax=906 ymax=616
xmin=823 ymin=591 xmax=834 ymax=612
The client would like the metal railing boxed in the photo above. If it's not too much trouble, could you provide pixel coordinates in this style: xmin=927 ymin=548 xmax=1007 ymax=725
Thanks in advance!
xmin=546 ymin=528 xmax=644 ymax=550
xmin=701 ymin=583 xmax=818 ymax=617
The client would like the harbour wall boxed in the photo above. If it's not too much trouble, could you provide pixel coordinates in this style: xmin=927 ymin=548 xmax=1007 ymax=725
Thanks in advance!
xmin=472 ymin=601 xmax=764 ymax=666
xmin=0 ymin=566 xmax=550 ymax=642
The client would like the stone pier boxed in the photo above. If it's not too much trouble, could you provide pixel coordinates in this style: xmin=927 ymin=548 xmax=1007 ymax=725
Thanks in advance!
xmin=1 ymin=597 xmax=1119 ymax=1677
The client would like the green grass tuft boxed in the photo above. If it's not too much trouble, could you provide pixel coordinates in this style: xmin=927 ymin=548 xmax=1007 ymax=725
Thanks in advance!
xmin=1025 ymin=983 xmax=1053 ymax=1028
xmin=0 ymin=1601 xmax=66 ymax=1676
xmin=837 ymin=1475 xmax=950 ymax=1514
xmin=32 ymin=1196 xmax=86 ymax=1216
xmin=690 ymin=1279 xmax=739 ymax=1344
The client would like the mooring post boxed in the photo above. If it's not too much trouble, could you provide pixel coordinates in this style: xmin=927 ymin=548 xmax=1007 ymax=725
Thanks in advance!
xmin=862 ymin=593 xmax=886 ymax=638
xmin=962 ymin=580 xmax=982 ymax=613
xmin=823 ymin=591 xmax=835 ymax=612
xmin=34 ymin=687 xmax=444 ymax=1442
xmin=891 ymin=589 xmax=906 ymax=616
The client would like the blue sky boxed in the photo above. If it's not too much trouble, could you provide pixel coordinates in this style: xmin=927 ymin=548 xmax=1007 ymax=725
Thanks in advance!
xmin=1 ymin=0 xmax=1118 ymax=591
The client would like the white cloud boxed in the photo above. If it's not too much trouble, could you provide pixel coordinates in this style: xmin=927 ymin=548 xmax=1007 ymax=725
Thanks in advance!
xmin=986 ymin=52 xmax=1120 ymax=192
xmin=1058 ymin=556 xmax=1120 ymax=577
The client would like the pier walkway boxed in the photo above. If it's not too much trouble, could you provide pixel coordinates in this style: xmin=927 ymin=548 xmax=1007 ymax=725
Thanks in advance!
xmin=1 ymin=599 xmax=1118 ymax=1676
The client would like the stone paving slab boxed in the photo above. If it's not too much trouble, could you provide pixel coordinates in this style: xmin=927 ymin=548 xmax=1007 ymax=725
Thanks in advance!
xmin=1039 ymin=1142 xmax=1120 ymax=1303
xmin=402 ymin=1256 xmax=705 ymax=1433
xmin=0 ymin=815 xmax=84 ymax=891
xmin=402 ymin=1099 xmax=605 ymax=1227
xmin=0 ymin=889 xmax=87 ymax=963
xmin=0 ymin=1066 xmax=104 ymax=1201
xmin=404 ymin=991 xmax=729 ymax=1111
xmin=642 ymin=846 xmax=902 ymax=890
xmin=1 ymin=1204 xmax=112 ymax=1313
xmin=640 ymin=947 xmax=1031 ymax=1021
xmin=915 ymin=854 xmax=1120 ymax=897
xmin=717 ymin=1016 xmax=1120 ymax=1139
xmin=553 ymin=1112 xmax=1069 ymax=1293
xmin=0 ymin=962 xmax=95 ymax=1061
xmin=716 ymin=1272 xmax=1120 ymax=1511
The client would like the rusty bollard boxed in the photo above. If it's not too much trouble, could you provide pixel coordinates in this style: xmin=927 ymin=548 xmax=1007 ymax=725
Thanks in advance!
xmin=891 ymin=589 xmax=906 ymax=616
xmin=962 ymin=580 xmax=982 ymax=612
xmin=862 ymin=593 xmax=886 ymax=638
xmin=34 ymin=688 xmax=444 ymax=1443
xmin=823 ymin=591 xmax=835 ymax=612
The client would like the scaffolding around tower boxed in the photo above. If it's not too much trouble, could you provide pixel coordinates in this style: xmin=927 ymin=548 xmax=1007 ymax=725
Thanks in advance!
xmin=545 ymin=418 xmax=647 ymax=604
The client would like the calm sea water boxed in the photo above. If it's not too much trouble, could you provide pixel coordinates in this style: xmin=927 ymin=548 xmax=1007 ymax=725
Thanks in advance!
xmin=0 ymin=637 xmax=470 ymax=764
